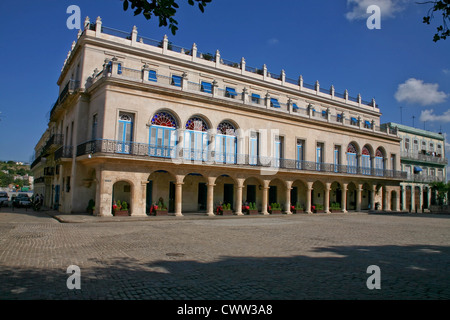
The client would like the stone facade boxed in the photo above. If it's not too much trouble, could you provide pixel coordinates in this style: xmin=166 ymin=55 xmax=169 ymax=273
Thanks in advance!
xmin=31 ymin=17 xmax=406 ymax=216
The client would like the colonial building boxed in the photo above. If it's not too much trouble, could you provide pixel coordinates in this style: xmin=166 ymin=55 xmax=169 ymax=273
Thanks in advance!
xmin=31 ymin=17 xmax=406 ymax=216
xmin=381 ymin=122 xmax=447 ymax=211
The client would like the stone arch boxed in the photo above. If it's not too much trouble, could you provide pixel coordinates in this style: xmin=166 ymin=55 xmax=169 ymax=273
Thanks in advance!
xmin=146 ymin=170 xmax=177 ymax=214
xmin=112 ymin=180 xmax=133 ymax=215
xmin=243 ymin=176 xmax=264 ymax=211
xmin=312 ymin=180 xmax=325 ymax=211
xmin=346 ymin=182 xmax=357 ymax=210
xmin=183 ymin=173 xmax=208 ymax=212
xmin=330 ymin=181 xmax=342 ymax=211
xmin=292 ymin=179 xmax=308 ymax=210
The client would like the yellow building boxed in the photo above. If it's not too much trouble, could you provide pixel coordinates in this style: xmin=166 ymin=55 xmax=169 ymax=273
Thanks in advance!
xmin=31 ymin=17 xmax=406 ymax=216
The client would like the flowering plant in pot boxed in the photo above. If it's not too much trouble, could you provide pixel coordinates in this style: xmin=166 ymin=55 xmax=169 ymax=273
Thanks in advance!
xmin=269 ymin=202 xmax=282 ymax=214
xmin=113 ymin=200 xmax=130 ymax=216
xmin=154 ymin=197 xmax=168 ymax=216
xmin=292 ymin=203 xmax=304 ymax=214
xmin=243 ymin=202 xmax=258 ymax=215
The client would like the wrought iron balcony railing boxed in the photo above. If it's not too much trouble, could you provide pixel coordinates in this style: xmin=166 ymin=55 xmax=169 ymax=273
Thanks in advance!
xmin=76 ymin=139 xmax=407 ymax=179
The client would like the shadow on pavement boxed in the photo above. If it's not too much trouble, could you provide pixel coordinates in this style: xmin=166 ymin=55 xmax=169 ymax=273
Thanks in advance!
xmin=1 ymin=244 xmax=449 ymax=300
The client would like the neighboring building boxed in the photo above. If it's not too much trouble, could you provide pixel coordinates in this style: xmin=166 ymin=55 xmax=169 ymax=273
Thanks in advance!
xmin=31 ymin=17 xmax=406 ymax=216
xmin=381 ymin=122 xmax=447 ymax=211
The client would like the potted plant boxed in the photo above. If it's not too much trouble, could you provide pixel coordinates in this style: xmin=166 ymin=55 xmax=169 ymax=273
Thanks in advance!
xmin=154 ymin=197 xmax=168 ymax=216
xmin=86 ymin=199 xmax=95 ymax=215
xmin=243 ymin=202 xmax=258 ymax=215
xmin=269 ymin=202 xmax=282 ymax=214
xmin=314 ymin=204 xmax=324 ymax=213
xmin=330 ymin=202 xmax=341 ymax=213
xmin=113 ymin=200 xmax=130 ymax=216
xmin=221 ymin=203 xmax=233 ymax=215
xmin=292 ymin=203 xmax=304 ymax=214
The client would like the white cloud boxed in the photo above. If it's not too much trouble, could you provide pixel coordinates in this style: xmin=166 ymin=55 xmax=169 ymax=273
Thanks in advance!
xmin=443 ymin=69 xmax=450 ymax=75
xmin=266 ymin=38 xmax=279 ymax=46
xmin=394 ymin=78 xmax=448 ymax=106
xmin=345 ymin=0 xmax=407 ymax=21
xmin=420 ymin=109 xmax=450 ymax=123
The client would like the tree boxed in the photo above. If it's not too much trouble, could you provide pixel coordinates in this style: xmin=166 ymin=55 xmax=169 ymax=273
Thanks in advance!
xmin=419 ymin=0 xmax=450 ymax=42
xmin=429 ymin=181 xmax=450 ymax=205
xmin=121 ymin=0 xmax=212 ymax=35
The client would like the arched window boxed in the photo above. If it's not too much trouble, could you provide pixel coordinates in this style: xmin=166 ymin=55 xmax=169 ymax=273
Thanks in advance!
xmin=184 ymin=117 xmax=209 ymax=161
xmin=361 ymin=146 xmax=372 ymax=175
xmin=347 ymin=143 xmax=358 ymax=174
xmin=149 ymin=112 xmax=177 ymax=158
xmin=375 ymin=148 xmax=384 ymax=176
xmin=216 ymin=121 xmax=237 ymax=164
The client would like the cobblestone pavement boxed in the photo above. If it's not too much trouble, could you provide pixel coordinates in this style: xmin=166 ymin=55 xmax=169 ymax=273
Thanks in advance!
xmin=0 ymin=207 xmax=449 ymax=300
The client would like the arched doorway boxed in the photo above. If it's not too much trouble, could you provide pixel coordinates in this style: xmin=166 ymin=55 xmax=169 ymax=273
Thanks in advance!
xmin=292 ymin=180 xmax=307 ymax=210
xmin=330 ymin=181 xmax=342 ymax=211
xmin=112 ymin=180 xmax=132 ymax=214
xmin=243 ymin=177 xmax=263 ymax=212
xmin=347 ymin=182 xmax=357 ymax=210
xmin=146 ymin=170 xmax=176 ymax=215
xmin=183 ymin=173 xmax=207 ymax=212
xmin=214 ymin=175 xmax=236 ymax=210
xmin=312 ymin=181 xmax=325 ymax=212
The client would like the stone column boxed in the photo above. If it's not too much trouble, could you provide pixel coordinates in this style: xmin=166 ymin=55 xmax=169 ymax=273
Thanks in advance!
xmin=206 ymin=177 xmax=216 ymax=216
xmin=401 ymin=184 xmax=406 ymax=211
xmin=410 ymin=185 xmax=415 ymax=213
xmin=370 ymin=185 xmax=376 ymax=211
xmin=383 ymin=187 xmax=390 ymax=211
xmin=306 ymin=181 xmax=313 ymax=214
xmin=261 ymin=180 xmax=270 ymax=215
xmin=324 ymin=182 xmax=331 ymax=213
xmin=356 ymin=184 xmax=362 ymax=212
xmin=234 ymin=178 xmax=245 ymax=215
xmin=418 ymin=185 xmax=423 ymax=212
xmin=285 ymin=181 xmax=293 ymax=214
xmin=174 ymin=175 xmax=184 ymax=216
xmin=427 ymin=187 xmax=431 ymax=210
xmin=341 ymin=183 xmax=348 ymax=213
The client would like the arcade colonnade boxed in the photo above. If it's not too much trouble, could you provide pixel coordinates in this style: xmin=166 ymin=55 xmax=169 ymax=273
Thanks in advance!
xmin=94 ymin=166 xmax=400 ymax=217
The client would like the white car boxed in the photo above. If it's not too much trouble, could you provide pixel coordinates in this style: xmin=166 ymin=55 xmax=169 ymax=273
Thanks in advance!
xmin=0 ymin=191 xmax=9 ymax=207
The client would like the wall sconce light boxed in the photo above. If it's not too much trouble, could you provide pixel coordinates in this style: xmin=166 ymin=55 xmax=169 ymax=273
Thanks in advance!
xmin=258 ymin=185 xmax=262 ymax=190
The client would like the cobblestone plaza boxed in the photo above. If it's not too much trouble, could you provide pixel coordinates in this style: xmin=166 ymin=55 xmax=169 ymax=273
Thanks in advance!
xmin=0 ymin=209 xmax=449 ymax=300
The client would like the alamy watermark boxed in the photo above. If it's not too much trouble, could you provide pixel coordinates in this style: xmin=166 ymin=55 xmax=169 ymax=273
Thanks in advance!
xmin=66 ymin=265 xmax=81 ymax=290
xmin=66 ymin=5 xmax=81 ymax=30
xmin=366 ymin=265 xmax=381 ymax=290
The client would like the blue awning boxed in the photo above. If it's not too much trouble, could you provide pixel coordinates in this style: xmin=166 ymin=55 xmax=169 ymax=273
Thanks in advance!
xmin=201 ymin=81 xmax=212 ymax=93
xmin=251 ymin=93 xmax=260 ymax=99
xmin=292 ymin=103 xmax=299 ymax=109
xmin=414 ymin=166 xmax=423 ymax=172
xmin=148 ymin=70 xmax=157 ymax=82
xmin=351 ymin=117 xmax=357 ymax=122
xmin=172 ymin=75 xmax=182 ymax=87
xmin=322 ymin=110 xmax=327 ymax=116
xmin=226 ymin=87 xmax=237 ymax=96
xmin=270 ymin=98 xmax=281 ymax=108
xmin=365 ymin=120 xmax=371 ymax=126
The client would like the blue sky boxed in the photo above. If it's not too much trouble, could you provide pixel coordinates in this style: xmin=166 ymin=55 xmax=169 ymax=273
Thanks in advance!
xmin=0 ymin=0 xmax=449 ymax=169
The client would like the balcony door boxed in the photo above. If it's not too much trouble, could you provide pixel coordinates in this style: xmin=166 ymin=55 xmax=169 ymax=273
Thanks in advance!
xmin=117 ymin=113 xmax=134 ymax=154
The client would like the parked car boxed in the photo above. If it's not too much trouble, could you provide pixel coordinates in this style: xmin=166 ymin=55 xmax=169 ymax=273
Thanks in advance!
xmin=0 ymin=191 xmax=9 ymax=207
xmin=12 ymin=194 xmax=32 ymax=208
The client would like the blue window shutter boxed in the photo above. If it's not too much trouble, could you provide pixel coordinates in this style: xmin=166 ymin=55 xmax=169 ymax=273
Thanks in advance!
xmin=117 ymin=63 xmax=122 ymax=74
xmin=172 ymin=75 xmax=182 ymax=87
xmin=201 ymin=81 xmax=212 ymax=93
xmin=292 ymin=103 xmax=299 ymax=109
xmin=270 ymin=98 xmax=280 ymax=108
xmin=148 ymin=70 xmax=157 ymax=82
xmin=226 ymin=87 xmax=237 ymax=97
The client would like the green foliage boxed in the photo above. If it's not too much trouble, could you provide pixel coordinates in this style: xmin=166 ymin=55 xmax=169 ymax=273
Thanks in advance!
xmin=270 ymin=203 xmax=281 ymax=210
xmin=249 ymin=202 xmax=256 ymax=210
xmin=122 ymin=201 xmax=128 ymax=210
xmin=295 ymin=203 xmax=304 ymax=210
xmin=330 ymin=202 xmax=341 ymax=210
xmin=420 ymin=0 xmax=450 ymax=42
xmin=122 ymin=0 xmax=213 ymax=35
xmin=223 ymin=203 xmax=231 ymax=210
xmin=86 ymin=199 xmax=95 ymax=211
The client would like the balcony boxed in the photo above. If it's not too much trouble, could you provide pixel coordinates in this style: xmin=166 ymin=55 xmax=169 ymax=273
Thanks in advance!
xmin=54 ymin=146 xmax=73 ymax=161
xmin=76 ymin=139 xmax=407 ymax=180
xmin=401 ymin=151 xmax=447 ymax=165
xmin=50 ymin=79 xmax=80 ymax=119
xmin=43 ymin=167 xmax=55 ymax=176
xmin=406 ymin=174 xmax=446 ymax=183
